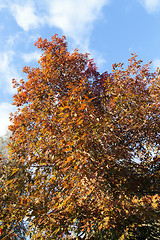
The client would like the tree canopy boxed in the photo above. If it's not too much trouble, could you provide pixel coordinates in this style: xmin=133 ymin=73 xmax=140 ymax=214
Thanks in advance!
xmin=0 ymin=35 xmax=159 ymax=239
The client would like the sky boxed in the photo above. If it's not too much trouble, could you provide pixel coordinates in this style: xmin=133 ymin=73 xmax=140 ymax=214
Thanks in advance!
xmin=0 ymin=0 xmax=160 ymax=136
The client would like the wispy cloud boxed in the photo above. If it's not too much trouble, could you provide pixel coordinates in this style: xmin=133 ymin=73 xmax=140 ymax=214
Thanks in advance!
xmin=139 ymin=0 xmax=160 ymax=13
xmin=0 ymin=50 xmax=20 ymax=94
xmin=22 ymin=51 xmax=41 ymax=63
xmin=7 ymin=32 xmax=22 ymax=47
xmin=0 ymin=102 xmax=15 ymax=136
xmin=10 ymin=2 xmax=42 ymax=31
xmin=7 ymin=0 xmax=110 ymax=48
xmin=153 ymin=58 xmax=160 ymax=69
xmin=93 ymin=51 xmax=107 ymax=69
xmin=0 ymin=0 xmax=7 ymax=10
xmin=46 ymin=0 xmax=109 ymax=45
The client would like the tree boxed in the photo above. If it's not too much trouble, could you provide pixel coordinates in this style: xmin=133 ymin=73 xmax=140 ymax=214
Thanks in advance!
xmin=1 ymin=35 xmax=159 ymax=239
xmin=0 ymin=134 xmax=28 ymax=239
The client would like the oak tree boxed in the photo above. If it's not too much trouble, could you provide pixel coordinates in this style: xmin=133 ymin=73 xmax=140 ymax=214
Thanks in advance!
xmin=1 ymin=35 xmax=159 ymax=239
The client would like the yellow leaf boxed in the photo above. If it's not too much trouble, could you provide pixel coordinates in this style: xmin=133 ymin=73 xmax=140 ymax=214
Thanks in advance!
xmin=119 ymin=234 xmax=125 ymax=240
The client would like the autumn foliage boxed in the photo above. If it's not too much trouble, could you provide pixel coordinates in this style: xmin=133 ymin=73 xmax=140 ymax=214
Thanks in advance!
xmin=0 ymin=35 xmax=159 ymax=239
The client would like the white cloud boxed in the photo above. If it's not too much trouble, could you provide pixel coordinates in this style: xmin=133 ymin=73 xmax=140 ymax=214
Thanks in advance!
xmin=0 ymin=50 xmax=20 ymax=94
xmin=9 ymin=0 xmax=110 ymax=44
xmin=7 ymin=32 xmax=21 ymax=47
xmin=0 ymin=3 xmax=6 ymax=10
xmin=22 ymin=51 xmax=41 ymax=63
xmin=0 ymin=0 xmax=7 ymax=10
xmin=94 ymin=52 xmax=107 ymax=68
xmin=0 ymin=102 xmax=15 ymax=136
xmin=139 ymin=0 xmax=160 ymax=13
xmin=10 ymin=3 xmax=42 ymax=31
xmin=152 ymin=58 xmax=160 ymax=69
xmin=46 ymin=0 xmax=109 ymax=45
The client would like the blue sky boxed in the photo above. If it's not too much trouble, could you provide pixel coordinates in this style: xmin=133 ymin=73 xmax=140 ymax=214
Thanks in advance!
xmin=0 ymin=0 xmax=160 ymax=136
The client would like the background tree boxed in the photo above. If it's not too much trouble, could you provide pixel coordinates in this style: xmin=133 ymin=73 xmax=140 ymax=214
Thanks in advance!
xmin=0 ymin=133 xmax=28 ymax=239
xmin=1 ymin=35 xmax=159 ymax=239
